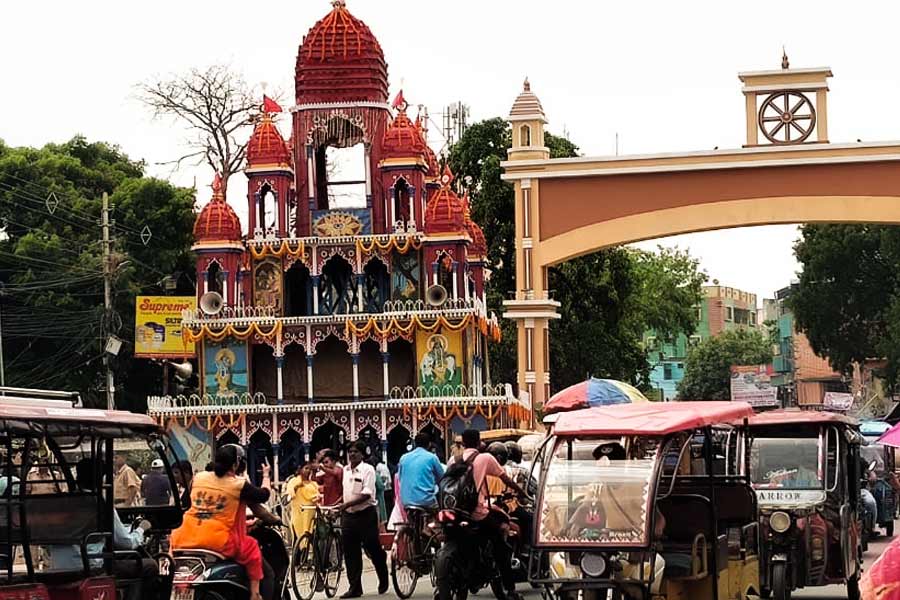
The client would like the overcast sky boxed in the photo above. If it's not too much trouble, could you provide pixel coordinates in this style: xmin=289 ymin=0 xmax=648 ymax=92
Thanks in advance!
xmin=3 ymin=0 xmax=900 ymax=301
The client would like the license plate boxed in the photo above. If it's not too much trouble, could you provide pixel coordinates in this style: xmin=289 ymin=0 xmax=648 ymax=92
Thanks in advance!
xmin=174 ymin=587 xmax=195 ymax=600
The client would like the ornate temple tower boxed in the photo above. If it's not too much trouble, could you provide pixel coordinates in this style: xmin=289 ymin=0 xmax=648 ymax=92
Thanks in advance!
xmin=191 ymin=175 xmax=243 ymax=306
xmin=245 ymin=111 xmax=293 ymax=238
xmin=292 ymin=0 xmax=391 ymax=236
xmin=154 ymin=0 xmax=520 ymax=484
xmin=378 ymin=105 xmax=430 ymax=232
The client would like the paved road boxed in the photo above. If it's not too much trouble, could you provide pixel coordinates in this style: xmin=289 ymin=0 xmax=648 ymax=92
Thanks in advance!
xmin=340 ymin=528 xmax=898 ymax=600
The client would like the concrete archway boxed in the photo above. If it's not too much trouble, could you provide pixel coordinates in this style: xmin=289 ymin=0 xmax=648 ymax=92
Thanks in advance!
xmin=501 ymin=69 xmax=900 ymax=412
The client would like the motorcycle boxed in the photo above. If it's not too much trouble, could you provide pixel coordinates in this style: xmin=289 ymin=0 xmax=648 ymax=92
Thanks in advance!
xmin=432 ymin=506 xmax=510 ymax=600
xmin=172 ymin=514 xmax=289 ymax=600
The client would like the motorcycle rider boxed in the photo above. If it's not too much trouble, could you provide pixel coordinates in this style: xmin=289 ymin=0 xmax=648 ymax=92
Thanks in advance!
xmin=398 ymin=432 xmax=445 ymax=509
xmin=459 ymin=430 xmax=527 ymax=600
xmin=172 ymin=444 xmax=274 ymax=600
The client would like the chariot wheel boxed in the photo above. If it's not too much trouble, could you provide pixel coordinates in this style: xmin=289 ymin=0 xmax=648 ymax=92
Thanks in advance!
xmin=758 ymin=91 xmax=816 ymax=144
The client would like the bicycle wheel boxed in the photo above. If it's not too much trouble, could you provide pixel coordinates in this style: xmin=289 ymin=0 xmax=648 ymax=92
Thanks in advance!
xmin=291 ymin=533 xmax=317 ymax=600
xmin=322 ymin=529 xmax=343 ymax=598
xmin=391 ymin=527 xmax=419 ymax=599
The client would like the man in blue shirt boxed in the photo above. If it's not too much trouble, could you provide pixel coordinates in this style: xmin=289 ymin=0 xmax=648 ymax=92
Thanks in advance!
xmin=398 ymin=433 xmax=445 ymax=508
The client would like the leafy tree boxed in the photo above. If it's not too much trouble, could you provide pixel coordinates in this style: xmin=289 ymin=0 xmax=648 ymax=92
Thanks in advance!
xmin=449 ymin=120 xmax=704 ymax=392
xmin=0 ymin=136 xmax=196 ymax=410
xmin=677 ymin=329 xmax=774 ymax=400
xmin=789 ymin=223 xmax=900 ymax=390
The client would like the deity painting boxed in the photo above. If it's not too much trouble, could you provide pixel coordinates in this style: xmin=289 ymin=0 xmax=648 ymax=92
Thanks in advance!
xmin=254 ymin=262 xmax=282 ymax=312
xmin=204 ymin=340 xmax=249 ymax=399
xmin=391 ymin=252 xmax=420 ymax=302
xmin=416 ymin=330 xmax=464 ymax=396
xmin=167 ymin=421 xmax=213 ymax=476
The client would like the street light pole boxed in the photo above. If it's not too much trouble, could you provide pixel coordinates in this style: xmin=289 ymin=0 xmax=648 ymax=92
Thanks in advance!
xmin=0 ymin=291 xmax=5 ymax=387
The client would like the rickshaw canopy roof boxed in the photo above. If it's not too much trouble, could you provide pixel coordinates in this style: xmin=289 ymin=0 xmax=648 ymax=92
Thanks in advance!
xmin=744 ymin=409 xmax=858 ymax=427
xmin=480 ymin=428 xmax=536 ymax=442
xmin=0 ymin=400 xmax=160 ymax=436
xmin=552 ymin=401 xmax=754 ymax=437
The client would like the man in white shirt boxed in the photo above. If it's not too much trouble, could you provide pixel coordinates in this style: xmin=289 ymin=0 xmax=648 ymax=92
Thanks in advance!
xmin=339 ymin=440 xmax=388 ymax=598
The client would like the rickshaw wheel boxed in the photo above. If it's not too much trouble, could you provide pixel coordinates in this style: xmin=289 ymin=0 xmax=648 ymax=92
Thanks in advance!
xmin=847 ymin=574 xmax=861 ymax=600
xmin=771 ymin=563 xmax=790 ymax=600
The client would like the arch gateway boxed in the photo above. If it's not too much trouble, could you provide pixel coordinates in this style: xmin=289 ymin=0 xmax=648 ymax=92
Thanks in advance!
xmin=502 ymin=63 xmax=900 ymax=409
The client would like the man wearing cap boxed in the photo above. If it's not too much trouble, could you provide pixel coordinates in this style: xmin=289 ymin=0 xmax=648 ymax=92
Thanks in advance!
xmin=142 ymin=458 xmax=172 ymax=506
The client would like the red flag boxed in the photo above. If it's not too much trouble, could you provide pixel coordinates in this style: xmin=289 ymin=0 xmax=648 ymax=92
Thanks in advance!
xmin=391 ymin=90 xmax=406 ymax=110
xmin=262 ymin=95 xmax=283 ymax=113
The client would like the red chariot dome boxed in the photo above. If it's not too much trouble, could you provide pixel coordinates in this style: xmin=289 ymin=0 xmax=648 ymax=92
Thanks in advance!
xmin=382 ymin=108 xmax=427 ymax=160
xmin=295 ymin=0 xmax=389 ymax=105
xmin=194 ymin=175 xmax=242 ymax=243
xmin=246 ymin=113 xmax=291 ymax=169
xmin=425 ymin=166 xmax=467 ymax=236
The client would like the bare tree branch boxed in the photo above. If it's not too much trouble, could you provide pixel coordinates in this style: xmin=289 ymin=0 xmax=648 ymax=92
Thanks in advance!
xmin=137 ymin=64 xmax=259 ymax=198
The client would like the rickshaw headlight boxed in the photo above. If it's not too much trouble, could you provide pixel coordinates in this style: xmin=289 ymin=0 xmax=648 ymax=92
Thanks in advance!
xmin=770 ymin=511 xmax=791 ymax=533
xmin=580 ymin=553 xmax=607 ymax=578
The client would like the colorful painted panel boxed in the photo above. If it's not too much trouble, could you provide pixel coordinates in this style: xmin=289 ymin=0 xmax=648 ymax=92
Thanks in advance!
xmin=391 ymin=251 xmax=420 ymax=301
xmin=167 ymin=421 xmax=213 ymax=476
xmin=311 ymin=208 xmax=372 ymax=237
xmin=254 ymin=260 xmax=283 ymax=312
xmin=204 ymin=340 xmax=249 ymax=399
xmin=416 ymin=329 xmax=464 ymax=396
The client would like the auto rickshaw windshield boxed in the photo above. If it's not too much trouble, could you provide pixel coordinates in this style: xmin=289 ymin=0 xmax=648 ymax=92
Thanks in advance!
xmin=537 ymin=436 xmax=659 ymax=547
xmin=750 ymin=436 xmax=823 ymax=490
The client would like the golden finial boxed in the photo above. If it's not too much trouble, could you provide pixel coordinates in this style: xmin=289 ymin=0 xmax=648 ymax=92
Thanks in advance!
xmin=781 ymin=47 xmax=790 ymax=70
xmin=523 ymin=77 xmax=531 ymax=92
xmin=331 ymin=0 xmax=346 ymax=8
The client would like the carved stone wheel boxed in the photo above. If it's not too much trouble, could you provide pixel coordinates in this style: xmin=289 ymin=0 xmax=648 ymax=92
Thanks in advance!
xmin=758 ymin=91 xmax=816 ymax=144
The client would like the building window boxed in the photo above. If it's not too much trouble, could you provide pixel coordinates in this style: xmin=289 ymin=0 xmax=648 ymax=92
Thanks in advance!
xmin=207 ymin=261 xmax=224 ymax=296
xmin=696 ymin=307 xmax=702 ymax=321
xmin=750 ymin=311 xmax=757 ymax=326
xmin=312 ymin=117 xmax=368 ymax=210
xmin=646 ymin=336 xmax=658 ymax=350
xmin=520 ymin=124 xmax=532 ymax=147
xmin=725 ymin=306 xmax=734 ymax=322
xmin=689 ymin=335 xmax=702 ymax=347
xmin=663 ymin=363 xmax=673 ymax=381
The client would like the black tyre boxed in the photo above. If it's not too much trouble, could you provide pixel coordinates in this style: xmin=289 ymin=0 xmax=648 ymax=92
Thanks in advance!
xmin=847 ymin=574 xmax=861 ymax=600
xmin=771 ymin=562 xmax=791 ymax=600
xmin=322 ymin=530 xmax=343 ymax=598
xmin=391 ymin=527 xmax=419 ymax=599
xmin=291 ymin=534 xmax=317 ymax=600
xmin=887 ymin=520 xmax=895 ymax=537
xmin=489 ymin=577 xmax=508 ymax=600
xmin=759 ymin=588 xmax=771 ymax=599
xmin=434 ymin=542 xmax=468 ymax=600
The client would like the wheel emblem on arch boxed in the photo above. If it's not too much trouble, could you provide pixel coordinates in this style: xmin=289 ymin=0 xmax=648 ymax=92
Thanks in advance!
xmin=758 ymin=91 xmax=816 ymax=144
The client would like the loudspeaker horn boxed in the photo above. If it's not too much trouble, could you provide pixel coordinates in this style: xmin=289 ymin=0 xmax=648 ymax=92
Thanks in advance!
xmin=426 ymin=284 xmax=448 ymax=307
xmin=167 ymin=360 xmax=193 ymax=381
xmin=199 ymin=291 xmax=224 ymax=316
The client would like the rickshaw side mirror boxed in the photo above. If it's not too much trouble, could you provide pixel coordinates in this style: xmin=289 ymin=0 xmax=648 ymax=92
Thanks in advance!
xmin=869 ymin=460 xmax=878 ymax=473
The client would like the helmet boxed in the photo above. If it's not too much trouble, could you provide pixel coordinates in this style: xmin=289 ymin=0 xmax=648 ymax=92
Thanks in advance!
xmin=151 ymin=459 xmax=164 ymax=469
xmin=505 ymin=441 xmax=523 ymax=464
xmin=487 ymin=442 xmax=509 ymax=466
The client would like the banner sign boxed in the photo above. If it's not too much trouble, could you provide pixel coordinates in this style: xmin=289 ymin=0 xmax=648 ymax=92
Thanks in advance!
xmin=755 ymin=489 xmax=826 ymax=506
xmin=823 ymin=391 xmax=854 ymax=411
xmin=135 ymin=296 xmax=196 ymax=358
xmin=730 ymin=364 xmax=778 ymax=407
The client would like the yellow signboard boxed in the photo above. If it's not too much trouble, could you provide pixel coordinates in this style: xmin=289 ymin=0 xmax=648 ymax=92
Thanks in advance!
xmin=134 ymin=296 xmax=196 ymax=358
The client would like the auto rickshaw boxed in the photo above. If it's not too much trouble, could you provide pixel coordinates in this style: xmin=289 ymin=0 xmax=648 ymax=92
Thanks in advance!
xmin=529 ymin=401 xmax=760 ymax=600
xmin=860 ymin=420 xmax=898 ymax=535
xmin=0 ymin=387 xmax=182 ymax=600
xmin=742 ymin=409 xmax=863 ymax=600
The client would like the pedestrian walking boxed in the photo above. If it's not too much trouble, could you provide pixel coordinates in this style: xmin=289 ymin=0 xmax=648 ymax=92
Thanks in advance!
xmin=314 ymin=449 xmax=343 ymax=507
xmin=142 ymin=459 xmax=172 ymax=506
xmin=338 ymin=440 xmax=388 ymax=598
xmin=114 ymin=453 xmax=140 ymax=507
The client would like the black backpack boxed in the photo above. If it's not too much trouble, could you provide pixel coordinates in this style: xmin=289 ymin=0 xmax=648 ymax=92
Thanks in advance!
xmin=437 ymin=451 xmax=479 ymax=514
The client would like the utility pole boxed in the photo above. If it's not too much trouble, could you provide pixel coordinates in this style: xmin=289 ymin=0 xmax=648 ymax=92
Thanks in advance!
xmin=101 ymin=192 xmax=115 ymax=410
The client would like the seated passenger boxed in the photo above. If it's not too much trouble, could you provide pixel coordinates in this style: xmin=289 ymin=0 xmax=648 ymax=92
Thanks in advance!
xmin=44 ymin=459 xmax=156 ymax=600
xmin=172 ymin=444 xmax=272 ymax=600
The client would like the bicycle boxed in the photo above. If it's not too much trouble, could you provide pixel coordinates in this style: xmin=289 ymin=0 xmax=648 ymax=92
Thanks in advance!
xmin=291 ymin=504 xmax=343 ymax=600
xmin=391 ymin=506 xmax=440 ymax=599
